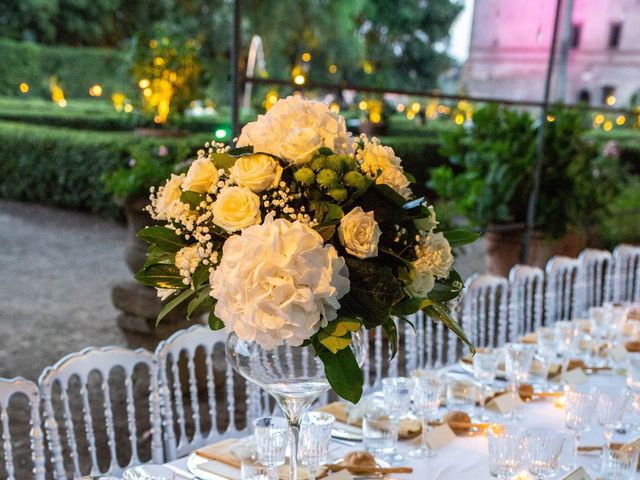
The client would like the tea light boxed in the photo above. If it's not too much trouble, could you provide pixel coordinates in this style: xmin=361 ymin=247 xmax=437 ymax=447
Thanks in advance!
xmin=553 ymin=396 xmax=566 ymax=409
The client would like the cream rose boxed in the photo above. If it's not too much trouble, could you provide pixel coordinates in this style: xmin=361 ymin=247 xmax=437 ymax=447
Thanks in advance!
xmin=182 ymin=156 xmax=219 ymax=193
xmin=279 ymin=127 xmax=323 ymax=164
xmin=376 ymin=165 xmax=412 ymax=200
xmin=212 ymin=186 xmax=261 ymax=233
xmin=210 ymin=214 xmax=350 ymax=348
xmin=154 ymin=173 xmax=184 ymax=220
xmin=407 ymin=232 xmax=454 ymax=297
xmin=359 ymin=141 xmax=402 ymax=178
xmin=338 ymin=207 xmax=381 ymax=259
xmin=229 ymin=154 xmax=283 ymax=192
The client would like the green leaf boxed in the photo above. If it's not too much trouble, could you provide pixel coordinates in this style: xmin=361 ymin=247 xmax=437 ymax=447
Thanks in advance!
xmin=180 ymin=190 xmax=205 ymax=209
xmin=425 ymin=303 xmax=475 ymax=354
xmin=141 ymin=247 xmax=175 ymax=269
xmin=208 ymin=310 xmax=224 ymax=330
xmin=137 ymin=226 xmax=186 ymax=252
xmin=391 ymin=296 xmax=433 ymax=316
xmin=443 ymin=229 xmax=480 ymax=248
xmin=314 ymin=225 xmax=336 ymax=242
xmin=380 ymin=248 xmax=416 ymax=286
xmin=157 ymin=288 xmax=194 ymax=325
xmin=186 ymin=287 xmax=213 ymax=320
xmin=318 ymin=147 xmax=334 ymax=155
xmin=211 ymin=152 xmax=237 ymax=170
xmin=317 ymin=330 xmax=352 ymax=354
xmin=312 ymin=201 xmax=344 ymax=226
xmin=381 ymin=316 xmax=398 ymax=359
xmin=323 ymin=317 xmax=361 ymax=337
xmin=404 ymin=171 xmax=416 ymax=184
xmin=191 ymin=264 xmax=210 ymax=289
xmin=374 ymin=183 xmax=407 ymax=207
xmin=135 ymin=264 xmax=184 ymax=288
xmin=427 ymin=269 xmax=464 ymax=303
xmin=228 ymin=146 xmax=253 ymax=156
xmin=314 ymin=340 xmax=363 ymax=403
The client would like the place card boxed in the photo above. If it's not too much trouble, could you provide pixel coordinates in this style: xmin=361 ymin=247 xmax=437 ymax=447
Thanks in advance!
xmin=487 ymin=392 xmax=523 ymax=414
xmin=424 ymin=423 xmax=456 ymax=450
xmin=608 ymin=345 xmax=628 ymax=362
xmin=324 ymin=469 xmax=354 ymax=480
xmin=564 ymin=368 xmax=588 ymax=385
xmin=561 ymin=466 xmax=592 ymax=480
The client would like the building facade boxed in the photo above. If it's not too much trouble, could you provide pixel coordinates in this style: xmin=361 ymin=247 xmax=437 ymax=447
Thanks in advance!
xmin=462 ymin=0 xmax=640 ymax=107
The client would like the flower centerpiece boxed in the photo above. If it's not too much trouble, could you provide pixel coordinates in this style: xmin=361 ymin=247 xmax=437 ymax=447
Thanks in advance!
xmin=136 ymin=96 xmax=477 ymax=404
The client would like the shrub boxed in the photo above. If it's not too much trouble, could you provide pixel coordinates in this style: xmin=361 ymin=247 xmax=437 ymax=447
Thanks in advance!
xmin=0 ymin=121 xmax=210 ymax=216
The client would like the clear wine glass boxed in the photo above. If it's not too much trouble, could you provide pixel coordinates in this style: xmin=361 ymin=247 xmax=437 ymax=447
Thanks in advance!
xmin=408 ymin=370 xmax=442 ymax=458
xmin=589 ymin=307 xmax=611 ymax=366
xmin=554 ymin=321 xmax=579 ymax=383
xmin=627 ymin=353 xmax=640 ymax=392
xmin=472 ymin=348 xmax=500 ymax=421
xmin=381 ymin=377 xmax=413 ymax=464
xmin=564 ymin=386 xmax=597 ymax=471
xmin=535 ymin=327 xmax=557 ymax=390
xmin=596 ymin=390 xmax=628 ymax=475
xmin=526 ymin=428 xmax=567 ymax=480
xmin=504 ymin=343 xmax=535 ymax=420
xmin=298 ymin=412 xmax=335 ymax=480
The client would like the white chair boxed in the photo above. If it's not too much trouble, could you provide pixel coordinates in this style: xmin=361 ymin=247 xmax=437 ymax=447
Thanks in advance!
xmin=544 ymin=256 xmax=580 ymax=324
xmin=612 ymin=244 xmax=640 ymax=303
xmin=39 ymin=347 xmax=163 ymax=479
xmin=155 ymin=325 xmax=262 ymax=460
xmin=577 ymin=248 xmax=613 ymax=314
xmin=362 ymin=322 xmax=399 ymax=392
xmin=461 ymin=274 xmax=509 ymax=348
xmin=0 ymin=377 xmax=46 ymax=480
xmin=508 ymin=265 xmax=544 ymax=339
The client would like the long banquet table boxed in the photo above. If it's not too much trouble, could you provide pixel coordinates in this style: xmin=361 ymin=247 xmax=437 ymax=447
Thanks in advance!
xmin=165 ymin=367 xmax=640 ymax=479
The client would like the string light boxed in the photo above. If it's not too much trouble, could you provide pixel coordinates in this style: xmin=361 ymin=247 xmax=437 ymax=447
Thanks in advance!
xmin=89 ymin=84 xmax=103 ymax=97
xmin=396 ymin=104 xmax=405 ymax=112
xmin=546 ymin=114 xmax=555 ymax=122
xmin=594 ymin=114 xmax=605 ymax=124
xmin=19 ymin=83 xmax=29 ymax=93
xmin=358 ymin=101 xmax=368 ymax=111
xmin=328 ymin=64 xmax=337 ymax=74
xmin=362 ymin=61 xmax=373 ymax=74
xmin=58 ymin=99 xmax=67 ymax=107
xmin=454 ymin=114 xmax=465 ymax=125
xmin=616 ymin=115 xmax=626 ymax=125
xmin=407 ymin=111 xmax=416 ymax=120
xmin=603 ymin=120 xmax=613 ymax=131
xmin=138 ymin=79 xmax=151 ymax=89
xmin=606 ymin=95 xmax=616 ymax=106
xmin=124 ymin=104 xmax=133 ymax=113
xmin=214 ymin=128 xmax=228 ymax=139
xmin=370 ymin=111 xmax=382 ymax=124
xmin=411 ymin=102 xmax=420 ymax=113
xmin=329 ymin=102 xmax=340 ymax=113
xmin=301 ymin=52 xmax=311 ymax=62
xmin=293 ymin=74 xmax=306 ymax=85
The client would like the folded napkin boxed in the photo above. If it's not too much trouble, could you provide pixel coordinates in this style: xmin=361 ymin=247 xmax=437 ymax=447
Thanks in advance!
xmin=317 ymin=402 xmax=422 ymax=439
xmin=196 ymin=438 xmax=325 ymax=480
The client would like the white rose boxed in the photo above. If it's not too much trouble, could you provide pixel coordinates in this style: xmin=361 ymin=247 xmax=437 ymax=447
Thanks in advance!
xmin=279 ymin=127 xmax=323 ymax=164
xmin=407 ymin=232 xmax=454 ymax=297
xmin=154 ymin=173 xmax=184 ymax=220
xmin=210 ymin=214 xmax=350 ymax=348
xmin=376 ymin=165 xmax=413 ymax=200
xmin=229 ymin=153 xmax=283 ymax=192
xmin=182 ymin=156 xmax=219 ymax=193
xmin=212 ymin=186 xmax=262 ymax=233
xmin=338 ymin=207 xmax=381 ymax=259
xmin=360 ymin=141 xmax=401 ymax=178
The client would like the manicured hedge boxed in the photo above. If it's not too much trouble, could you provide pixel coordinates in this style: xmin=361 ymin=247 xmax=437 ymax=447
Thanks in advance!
xmin=0 ymin=38 xmax=127 ymax=99
xmin=0 ymin=121 xmax=210 ymax=216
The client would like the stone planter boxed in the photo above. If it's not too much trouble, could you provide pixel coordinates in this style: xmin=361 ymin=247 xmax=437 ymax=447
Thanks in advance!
xmin=484 ymin=224 xmax=586 ymax=276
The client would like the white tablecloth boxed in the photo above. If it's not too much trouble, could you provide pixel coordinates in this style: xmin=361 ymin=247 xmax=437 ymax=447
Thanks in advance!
xmin=165 ymin=370 xmax=640 ymax=479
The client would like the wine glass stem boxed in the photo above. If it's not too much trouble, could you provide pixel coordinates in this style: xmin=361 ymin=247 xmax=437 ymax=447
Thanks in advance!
xmin=573 ymin=431 xmax=581 ymax=467
xmin=289 ymin=420 xmax=300 ymax=480
xmin=421 ymin=414 xmax=430 ymax=452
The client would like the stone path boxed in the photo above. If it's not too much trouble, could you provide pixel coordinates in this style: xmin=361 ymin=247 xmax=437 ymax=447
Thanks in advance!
xmin=0 ymin=199 xmax=485 ymax=383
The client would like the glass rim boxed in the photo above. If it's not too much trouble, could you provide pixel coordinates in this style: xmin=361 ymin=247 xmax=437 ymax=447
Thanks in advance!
xmin=253 ymin=416 xmax=288 ymax=429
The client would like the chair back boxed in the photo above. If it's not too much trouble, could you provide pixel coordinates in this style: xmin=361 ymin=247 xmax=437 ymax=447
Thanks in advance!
xmin=508 ymin=264 xmax=544 ymax=339
xmin=0 ymin=377 xmax=46 ymax=480
xmin=461 ymin=274 xmax=509 ymax=348
xmin=578 ymin=248 xmax=613 ymax=314
xmin=154 ymin=325 xmax=260 ymax=460
xmin=39 ymin=347 xmax=163 ymax=479
xmin=612 ymin=244 xmax=640 ymax=303
xmin=362 ymin=321 xmax=399 ymax=392
xmin=544 ymin=256 xmax=580 ymax=324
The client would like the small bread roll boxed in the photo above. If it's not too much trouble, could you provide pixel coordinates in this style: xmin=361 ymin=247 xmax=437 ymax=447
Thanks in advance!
xmin=518 ymin=383 xmax=534 ymax=401
xmin=343 ymin=451 xmax=377 ymax=468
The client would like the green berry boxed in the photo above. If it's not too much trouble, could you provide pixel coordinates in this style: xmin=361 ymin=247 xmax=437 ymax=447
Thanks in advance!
xmin=342 ymin=155 xmax=359 ymax=171
xmin=325 ymin=155 xmax=344 ymax=173
xmin=343 ymin=171 xmax=365 ymax=190
xmin=327 ymin=186 xmax=348 ymax=202
xmin=294 ymin=167 xmax=315 ymax=186
xmin=316 ymin=168 xmax=338 ymax=188
xmin=310 ymin=155 xmax=327 ymax=171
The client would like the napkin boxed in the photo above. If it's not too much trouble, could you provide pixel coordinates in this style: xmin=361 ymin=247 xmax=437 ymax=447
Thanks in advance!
xmin=317 ymin=402 xmax=422 ymax=439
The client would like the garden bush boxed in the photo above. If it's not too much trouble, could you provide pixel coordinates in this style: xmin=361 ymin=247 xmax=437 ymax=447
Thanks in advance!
xmin=0 ymin=121 xmax=210 ymax=216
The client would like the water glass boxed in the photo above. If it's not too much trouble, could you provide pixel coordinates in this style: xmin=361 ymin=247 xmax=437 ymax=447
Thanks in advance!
xmin=601 ymin=442 xmax=640 ymax=479
xmin=254 ymin=416 xmax=288 ymax=476
xmin=627 ymin=353 xmax=640 ymax=392
xmin=596 ymin=390 xmax=628 ymax=473
xmin=298 ymin=412 xmax=335 ymax=480
xmin=535 ymin=328 xmax=558 ymax=389
xmin=409 ymin=370 xmax=443 ymax=458
xmin=362 ymin=399 xmax=395 ymax=457
xmin=381 ymin=376 xmax=413 ymax=462
xmin=473 ymin=348 xmax=500 ymax=419
xmin=487 ymin=424 xmax=527 ymax=479
xmin=504 ymin=344 xmax=535 ymax=420
xmin=590 ymin=307 xmax=611 ymax=365
xmin=555 ymin=321 xmax=580 ymax=382
xmin=526 ymin=428 xmax=566 ymax=480
xmin=446 ymin=375 xmax=480 ymax=415
xmin=564 ymin=386 xmax=597 ymax=470
xmin=237 ymin=436 xmax=269 ymax=480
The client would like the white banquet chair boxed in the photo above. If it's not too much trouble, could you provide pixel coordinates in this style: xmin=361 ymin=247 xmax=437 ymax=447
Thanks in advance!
xmin=544 ymin=256 xmax=580 ymax=324
xmin=461 ymin=274 xmax=509 ymax=349
xmin=39 ymin=347 xmax=163 ymax=479
xmin=155 ymin=325 xmax=264 ymax=461
xmin=508 ymin=264 xmax=544 ymax=340
xmin=612 ymin=244 xmax=640 ymax=303
xmin=0 ymin=377 xmax=46 ymax=480
xmin=577 ymin=248 xmax=613 ymax=314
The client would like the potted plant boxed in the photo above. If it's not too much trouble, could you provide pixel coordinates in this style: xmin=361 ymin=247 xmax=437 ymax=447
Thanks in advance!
xmin=429 ymin=104 xmax=607 ymax=275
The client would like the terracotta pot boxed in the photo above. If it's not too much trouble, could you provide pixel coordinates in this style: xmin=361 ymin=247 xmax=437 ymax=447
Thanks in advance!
xmin=122 ymin=197 xmax=157 ymax=274
xmin=484 ymin=224 xmax=587 ymax=276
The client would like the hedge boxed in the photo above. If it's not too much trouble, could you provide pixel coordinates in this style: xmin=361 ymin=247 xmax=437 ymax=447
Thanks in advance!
xmin=0 ymin=38 xmax=127 ymax=99
xmin=0 ymin=121 xmax=210 ymax=216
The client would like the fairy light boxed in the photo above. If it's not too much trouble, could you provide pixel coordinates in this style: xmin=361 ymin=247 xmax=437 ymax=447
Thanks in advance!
xmin=407 ymin=111 xmax=416 ymax=120
xmin=138 ymin=79 xmax=151 ymax=89
xmin=329 ymin=102 xmax=340 ymax=113
xmin=616 ymin=115 xmax=626 ymax=125
xmin=362 ymin=61 xmax=373 ymax=74
xmin=58 ymin=99 xmax=67 ymax=107
xmin=603 ymin=120 xmax=613 ymax=131
xmin=19 ymin=82 xmax=29 ymax=93
xmin=301 ymin=52 xmax=311 ymax=62
xmin=396 ymin=104 xmax=405 ymax=112
xmin=328 ymin=64 xmax=337 ymax=74
xmin=358 ymin=100 xmax=368 ymax=111
xmin=293 ymin=74 xmax=306 ymax=85
xmin=546 ymin=114 xmax=555 ymax=122
xmin=370 ymin=112 xmax=382 ymax=124
xmin=454 ymin=114 xmax=465 ymax=125
xmin=89 ymin=84 xmax=103 ymax=97
xmin=606 ymin=95 xmax=616 ymax=106
xmin=124 ymin=104 xmax=133 ymax=113
xmin=411 ymin=102 xmax=421 ymax=113
xmin=149 ymin=39 xmax=158 ymax=49
xmin=143 ymin=88 xmax=152 ymax=97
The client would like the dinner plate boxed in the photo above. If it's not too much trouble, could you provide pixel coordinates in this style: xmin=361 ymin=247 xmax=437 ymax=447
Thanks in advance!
xmin=332 ymin=421 xmax=363 ymax=442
